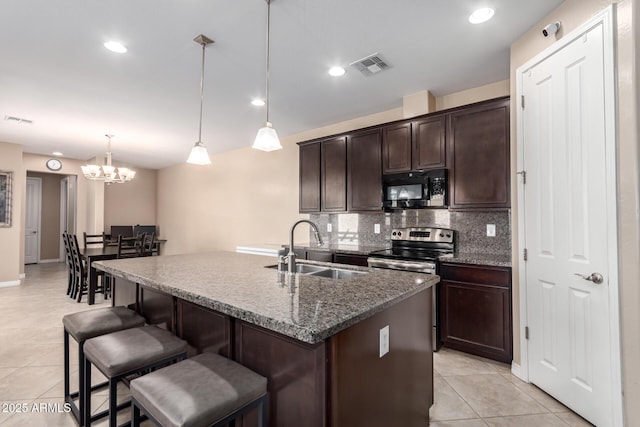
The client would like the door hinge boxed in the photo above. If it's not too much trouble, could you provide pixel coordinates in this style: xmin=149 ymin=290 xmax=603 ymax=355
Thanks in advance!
xmin=525 ymin=326 xmax=530 ymax=340
xmin=516 ymin=170 xmax=526 ymax=184
xmin=523 ymin=248 xmax=528 ymax=261
xmin=521 ymin=95 xmax=525 ymax=109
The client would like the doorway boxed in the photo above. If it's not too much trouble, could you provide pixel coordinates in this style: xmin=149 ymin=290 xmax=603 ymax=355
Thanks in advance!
xmin=516 ymin=6 xmax=622 ymax=426
xmin=24 ymin=177 xmax=41 ymax=264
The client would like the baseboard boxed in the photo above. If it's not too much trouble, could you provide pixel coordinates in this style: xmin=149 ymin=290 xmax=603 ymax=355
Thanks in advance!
xmin=0 ymin=280 xmax=20 ymax=288
xmin=39 ymin=258 xmax=63 ymax=264
xmin=511 ymin=362 xmax=527 ymax=381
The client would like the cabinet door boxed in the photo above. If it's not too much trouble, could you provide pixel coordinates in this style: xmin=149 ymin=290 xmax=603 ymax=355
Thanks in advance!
xmin=382 ymin=122 xmax=412 ymax=174
xmin=439 ymin=263 xmax=512 ymax=363
xmin=321 ymin=137 xmax=347 ymax=212
xmin=412 ymin=115 xmax=446 ymax=170
xmin=347 ymin=129 xmax=382 ymax=211
xmin=299 ymin=142 xmax=321 ymax=212
xmin=448 ymin=98 xmax=510 ymax=209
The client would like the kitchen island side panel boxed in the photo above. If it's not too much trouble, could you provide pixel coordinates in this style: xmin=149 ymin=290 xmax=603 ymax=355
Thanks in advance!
xmin=329 ymin=288 xmax=433 ymax=427
xmin=235 ymin=321 xmax=327 ymax=427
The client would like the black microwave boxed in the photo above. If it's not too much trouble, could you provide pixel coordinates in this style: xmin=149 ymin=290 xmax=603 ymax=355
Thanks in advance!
xmin=382 ymin=169 xmax=448 ymax=210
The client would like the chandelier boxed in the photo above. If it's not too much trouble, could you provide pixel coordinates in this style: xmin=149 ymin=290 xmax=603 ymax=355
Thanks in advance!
xmin=81 ymin=134 xmax=136 ymax=184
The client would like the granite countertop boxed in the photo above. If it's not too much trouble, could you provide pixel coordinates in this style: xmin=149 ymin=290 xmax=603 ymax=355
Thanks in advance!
xmin=95 ymin=251 xmax=436 ymax=344
xmin=439 ymin=252 xmax=512 ymax=268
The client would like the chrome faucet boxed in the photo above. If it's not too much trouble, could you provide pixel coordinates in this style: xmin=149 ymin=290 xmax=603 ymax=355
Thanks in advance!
xmin=279 ymin=220 xmax=324 ymax=274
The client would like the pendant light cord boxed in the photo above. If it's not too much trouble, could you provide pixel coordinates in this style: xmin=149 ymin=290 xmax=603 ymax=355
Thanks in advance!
xmin=265 ymin=0 xmax=272 ymax=124
xmin=198 ymin=41 xmax=206 ymax=143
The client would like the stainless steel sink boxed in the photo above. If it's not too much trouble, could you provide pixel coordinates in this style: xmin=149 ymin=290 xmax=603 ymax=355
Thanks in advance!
xmin=265 ymin=263 xmax=368 ymax=280
xmin=308 ymin=268 xmax=368 ymax=280
xmin=264 ymin=263 xmax=328 ymax=274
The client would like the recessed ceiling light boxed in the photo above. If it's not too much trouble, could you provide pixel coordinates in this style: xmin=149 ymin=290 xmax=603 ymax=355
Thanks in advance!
xmin=52 ymin=152 xmax=63 ymax=156
xmin=104 ymin=41 xmax=127 ymax=53
xmin=251 ymin=99 xmax=265 ymax=107
xmin=328 ymin=66 xmax=346 ymax=77
xmin=469 ymin=8 xmax=495 ymax=24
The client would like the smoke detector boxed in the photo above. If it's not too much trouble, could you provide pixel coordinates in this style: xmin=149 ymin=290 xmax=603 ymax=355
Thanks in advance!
xmin=4 ymin=115 xmax=33 ymax=124
xmin=350 ymin=53 xmax=391 ymax=76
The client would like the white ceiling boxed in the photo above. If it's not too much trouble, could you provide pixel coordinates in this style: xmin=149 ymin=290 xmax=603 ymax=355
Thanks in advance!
xmin=0 ymin=0 xmax=563 ymax=170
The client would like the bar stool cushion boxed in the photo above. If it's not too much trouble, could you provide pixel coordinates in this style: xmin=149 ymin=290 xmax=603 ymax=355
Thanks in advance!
xmin=63 ymin=306 xmax=145 ymax=342
xmin=131 ymin=353 xmax=267 ymax=427
xmin=84 ymin=325 xmax=188 ymax=378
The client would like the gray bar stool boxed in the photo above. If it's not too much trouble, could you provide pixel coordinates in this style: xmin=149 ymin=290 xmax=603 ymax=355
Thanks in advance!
xmin=130 ymin=353 xmax=268 ymax=427
xmin=63 ymin=306 xmax=146 ymax=425
xmin=83 ymin=325 xmax=188 ymax=427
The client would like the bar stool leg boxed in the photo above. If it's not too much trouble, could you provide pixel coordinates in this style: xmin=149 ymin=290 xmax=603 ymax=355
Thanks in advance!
xmin=109 ymin=378 xmax=118 ymax=427
xmin=84 ymin=357 xmax=92 ymax=427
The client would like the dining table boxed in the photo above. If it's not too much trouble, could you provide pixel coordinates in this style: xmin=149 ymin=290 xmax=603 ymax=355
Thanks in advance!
xmin=80 ymin=240 xmax=167 ymax=304
xmin=80 ymin=246 xmax=120 ymax=305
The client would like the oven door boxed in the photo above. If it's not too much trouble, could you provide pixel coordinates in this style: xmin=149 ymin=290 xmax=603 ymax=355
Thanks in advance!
xmin=367 ymin=257 xmax=441 ymax=351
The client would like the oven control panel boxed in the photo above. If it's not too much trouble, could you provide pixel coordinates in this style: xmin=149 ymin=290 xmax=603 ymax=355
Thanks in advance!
xmin=390 ymin=227 xmax=454 ymax=243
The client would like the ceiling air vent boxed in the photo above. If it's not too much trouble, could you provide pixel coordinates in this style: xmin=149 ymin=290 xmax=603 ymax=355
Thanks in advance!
xmin=4 ymin=115 xmax=33 ymax=124
xmin=350 ymin=53 xmax=391 ymax=76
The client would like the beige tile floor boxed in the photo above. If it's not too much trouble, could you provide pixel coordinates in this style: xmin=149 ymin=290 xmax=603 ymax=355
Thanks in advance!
xmin=0 ymin=262 xmax=593 ymax=426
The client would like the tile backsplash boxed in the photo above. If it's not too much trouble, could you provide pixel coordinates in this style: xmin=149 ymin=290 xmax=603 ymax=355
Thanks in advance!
xmin=309 ymin=209 xmax=511 ymax=255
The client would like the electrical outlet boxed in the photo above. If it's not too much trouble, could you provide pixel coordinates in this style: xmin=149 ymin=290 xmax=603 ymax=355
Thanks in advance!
xmin=379 ymin=325 xmax=389 ymax=358
xmin=487 ymin=224 xmax=496 ymax=237
xmin=374 ymin=224 xmax=381 ymax=234
xmin=327 ymin=223 xmax=332 ymax=233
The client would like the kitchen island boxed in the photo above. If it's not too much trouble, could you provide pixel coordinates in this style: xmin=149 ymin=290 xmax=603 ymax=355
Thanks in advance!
xmin=95 ymin=251 xmax=437 ymax=427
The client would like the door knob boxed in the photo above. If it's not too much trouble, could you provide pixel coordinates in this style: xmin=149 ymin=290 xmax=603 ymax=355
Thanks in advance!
xmin=574 ymin=272 xmax=604 ymax=285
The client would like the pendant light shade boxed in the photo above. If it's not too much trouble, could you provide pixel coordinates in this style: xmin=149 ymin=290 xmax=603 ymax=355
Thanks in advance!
xmin=187 ymin=34 xmax=214 ymax=165
xmin=186 ymin=142 xmax=211 ymax=165
xmin=253 ymin=0 xmax=282 ymax=152
xmin=252 ymin=122 xmax=281 ymax=152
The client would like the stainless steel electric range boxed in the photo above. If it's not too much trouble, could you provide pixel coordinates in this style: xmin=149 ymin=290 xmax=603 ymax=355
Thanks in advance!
xmin=367 ymin=227 xmax=455 ymax=350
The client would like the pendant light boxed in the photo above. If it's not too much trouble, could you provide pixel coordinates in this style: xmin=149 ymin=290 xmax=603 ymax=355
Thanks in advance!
xmin=252 ymin=0 xmax=283 ymax=152
xmin=187 ymin=34 xmax=214 ymax=165
xmin=81 ymin=134 xmax=136 ymax=184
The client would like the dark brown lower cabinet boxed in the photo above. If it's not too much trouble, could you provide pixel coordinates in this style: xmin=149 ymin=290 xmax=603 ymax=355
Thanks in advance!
xmin=439 ymin=263 xmax=512 ymax=363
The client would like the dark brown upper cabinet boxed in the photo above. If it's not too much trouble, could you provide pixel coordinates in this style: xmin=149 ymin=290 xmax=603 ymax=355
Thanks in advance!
xmin=299 ymin=142 xmax=321 ymax=212
xmin=382 ymin=122 xmax=412 ymax=173
xmin=347 ymin=129 xmax=382 ymax=211
xmin=382 ymin=115 xmax=446 ymax=174
xmin=412 ymin=115 xmax=446 ymax=170
xmin=321 ymin=137 xmax=347 ymax=212
xmin=447 ymin=98 xmax=510 ymax=210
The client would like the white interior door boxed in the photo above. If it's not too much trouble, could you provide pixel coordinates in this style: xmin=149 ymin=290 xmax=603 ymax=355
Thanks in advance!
xmin=519 ymin=14 xmax=619 ymax=427
xmin=25 ymin=177 xmax=41 ymax=264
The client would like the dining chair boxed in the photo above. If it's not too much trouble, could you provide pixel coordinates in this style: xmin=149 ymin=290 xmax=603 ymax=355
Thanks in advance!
xmin=83 ymin=232 xmax=106 ymax=248
xmin=117 ymin=234 xmax=144 ymax=259
xmin=82 ymin=231 xmax=111 ymax=295
xmin=62 ymin=233 xmax=75 ymax=296
xmin=71 ymin=234 xmax=108 ymax=303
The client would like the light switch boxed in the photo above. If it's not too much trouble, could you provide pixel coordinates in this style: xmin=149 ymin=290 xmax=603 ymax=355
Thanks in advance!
xmin=379 ymin=325 xmax=389 ymax=358
xmin=487 ymin=224 xmax=496 ymax=237
xmin=374 ymin=224 xmax=381 ymax=234
xmin=327 ymin=223 xmax=332 ymax=233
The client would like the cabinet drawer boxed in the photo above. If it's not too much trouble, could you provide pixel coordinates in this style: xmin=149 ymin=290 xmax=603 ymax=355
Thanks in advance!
xmin=440 ymin=263 xmax=510 ymax=287
xmin=334 ymin=253 xmax=369 ymax=267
